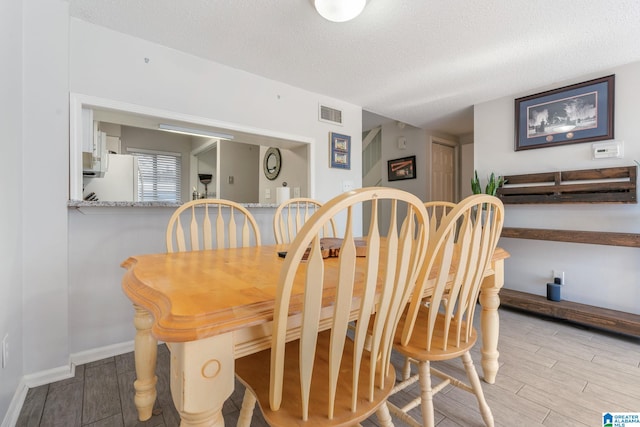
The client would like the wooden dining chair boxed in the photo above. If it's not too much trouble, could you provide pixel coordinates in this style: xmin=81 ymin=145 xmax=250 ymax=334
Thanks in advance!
xmin=234 ymin=187 xmax=430 ymax=427
xmin=273 ymin=197 xmax=337 ymax=244
xmin=165 ymin=199 xmax=261 ymax=252
xmin=388 ymin=194 xmax=504 ymax=427
xmin=398 ymin=200 xmax=458 ymax=380
xmin=164 ymin=199 xmax=261 ymax=420
xmin=424 ymin=200 xmax=457 ymax=237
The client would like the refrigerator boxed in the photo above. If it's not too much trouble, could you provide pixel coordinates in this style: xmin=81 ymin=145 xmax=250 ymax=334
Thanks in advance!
xmin=83 ymin=154 xmax=139 ymax=202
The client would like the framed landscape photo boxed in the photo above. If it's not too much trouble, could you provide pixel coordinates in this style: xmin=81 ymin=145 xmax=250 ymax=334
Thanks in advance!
xmin=514 ymin=75 xmax=614 ymax=151
xmin=329 ymin=132 xmax=351 ymax=169
xmin=387 ymin=155 xmax=416 ymax=181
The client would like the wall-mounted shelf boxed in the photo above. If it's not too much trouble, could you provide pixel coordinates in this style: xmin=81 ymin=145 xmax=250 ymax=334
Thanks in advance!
xmin=500 ymin=289 xmax=640 ymax=337
xmin=497 ymin=165 xmax=637 ymax=204
xmin=499 ymin=226 xmax=640 ymax=336
xmin=501 ymin=227 xmax=640 ymax=248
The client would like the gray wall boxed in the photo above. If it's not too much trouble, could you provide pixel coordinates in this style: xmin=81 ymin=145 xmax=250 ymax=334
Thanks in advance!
xmin=219 ymin=140 xmax=260 ymax=203
xmin=258 ymin=144 xmax=310 ymax=204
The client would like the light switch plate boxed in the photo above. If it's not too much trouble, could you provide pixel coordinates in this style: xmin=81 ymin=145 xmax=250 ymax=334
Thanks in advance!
xmin=342 ymin=181 xmax=354 ymax=192
xmin=2 ymin=334 xmax=8 ymax=369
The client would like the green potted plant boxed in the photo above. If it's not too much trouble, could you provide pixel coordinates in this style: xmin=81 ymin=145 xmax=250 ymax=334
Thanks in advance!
xmin=471 ymin=170 xmax=505 ymax=196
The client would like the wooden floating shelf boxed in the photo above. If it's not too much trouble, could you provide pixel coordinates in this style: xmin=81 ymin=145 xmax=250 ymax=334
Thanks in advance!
xmin=497 ymin=165 xmax=637 ymax=204
xmin=500 ymin=289 xmax=640 ymax=337
xmin=501 ymin=227 xmax=640 ymax=248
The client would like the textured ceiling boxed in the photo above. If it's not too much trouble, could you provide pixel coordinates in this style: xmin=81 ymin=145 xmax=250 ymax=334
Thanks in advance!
xmin=68 ymin=0 xmax=640 ymax=136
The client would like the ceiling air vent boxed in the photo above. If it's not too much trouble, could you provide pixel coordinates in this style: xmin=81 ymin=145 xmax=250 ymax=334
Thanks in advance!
xmin=319 ymin=104 xmax=343 ymax=125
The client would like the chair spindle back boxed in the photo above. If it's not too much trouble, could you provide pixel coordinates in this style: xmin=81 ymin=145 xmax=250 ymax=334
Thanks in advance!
xmin=166 ymin=199 xmax=261 ymax=252
xmin=269 ymin=187 xmax=430 ymax=421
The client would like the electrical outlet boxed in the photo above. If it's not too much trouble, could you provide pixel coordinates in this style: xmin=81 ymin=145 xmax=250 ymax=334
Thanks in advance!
xmin=265 ymin=188 xmax=271 ymax=199
xmin=553 ymin=270 xmax=565 ymax=285
xmin=293 ymin=187 xmax=300 ymax=198
xmin=2 ymin=334 xmax=8 ymax=368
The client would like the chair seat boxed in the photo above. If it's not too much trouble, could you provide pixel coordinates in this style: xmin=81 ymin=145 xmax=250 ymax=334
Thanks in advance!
xmin=235 ymin=329 xmax=396 ymax=427
xmin=394 ymin=306 xmax=477 ymax=362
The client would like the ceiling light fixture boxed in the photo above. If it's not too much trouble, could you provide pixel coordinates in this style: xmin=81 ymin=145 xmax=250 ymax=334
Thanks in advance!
xmin=314 ymin=0 xmax=366 ymax=22
xmin=158 ymin=124 xmax=234 ymax=140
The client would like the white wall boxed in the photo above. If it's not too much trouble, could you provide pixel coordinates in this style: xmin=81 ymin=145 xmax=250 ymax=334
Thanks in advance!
xmin=0 ymin=0 xmax=24 ymax=420
xmin=67 ymin=209 xmax=173 ymax=352
xmin=0 ymin=11 xmax=367 ymax=416
xmin=22 ymin=0 xmax=71 ymax=376
xmin=460 ymin=142 xmax=474 ymax=199
xmin=64 ymin=18 xmax=363 ymax=363
xmin=69 ymin=19 xmax=362 ymax=203
xmin=475 ymin=62 xmax=640 ymax=314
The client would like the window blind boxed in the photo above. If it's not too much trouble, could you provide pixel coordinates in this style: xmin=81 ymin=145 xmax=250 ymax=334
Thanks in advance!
xmin=129 ymin=149 xmax=182 ymax=202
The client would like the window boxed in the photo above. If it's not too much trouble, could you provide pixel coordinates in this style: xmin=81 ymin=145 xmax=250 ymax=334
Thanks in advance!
xmin=129 ymin=149 xmax=181 ymax=202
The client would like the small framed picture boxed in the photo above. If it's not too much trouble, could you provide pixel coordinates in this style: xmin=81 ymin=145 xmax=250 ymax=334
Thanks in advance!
xmin=329 ymin=132 xmax=351 ymax=170
xmin=387 ymin=155 xmax=416 ymax=181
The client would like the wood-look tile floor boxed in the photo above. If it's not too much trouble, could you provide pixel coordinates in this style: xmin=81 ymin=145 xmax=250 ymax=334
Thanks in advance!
xmin=16 ymin=307 xmax=640 ymax=426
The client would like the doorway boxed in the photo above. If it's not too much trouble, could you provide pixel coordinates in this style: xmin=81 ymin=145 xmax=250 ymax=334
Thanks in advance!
xmin=431 ymin=138 xmax=457 ymax=202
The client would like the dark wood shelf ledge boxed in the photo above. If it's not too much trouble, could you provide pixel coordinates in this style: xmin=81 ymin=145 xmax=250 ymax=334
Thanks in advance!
xmin=501 ymin=227 xmax=640 ymax=248
xmin=500 ymin=289 xmax=640 ymax=337
xmin=497 ymin=165 xmax=637 ymax=204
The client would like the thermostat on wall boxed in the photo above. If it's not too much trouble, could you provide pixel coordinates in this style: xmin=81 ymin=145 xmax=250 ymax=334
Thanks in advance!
xmin=592 ymin=141 xmax=623 ymax=159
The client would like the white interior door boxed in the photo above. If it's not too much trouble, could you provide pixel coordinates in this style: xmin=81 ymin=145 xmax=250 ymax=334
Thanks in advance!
xmin=431 ymin=142 xmax=456 ymax=202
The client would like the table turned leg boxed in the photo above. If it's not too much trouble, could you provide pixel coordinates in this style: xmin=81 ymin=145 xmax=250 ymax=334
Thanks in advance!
xmin=170 ymin=333 xmax=235 ymax=426
xmin=133 ymin=304 xmax=158 ymax=421
xmin=479 ymin=259 xmax=504 ymax=384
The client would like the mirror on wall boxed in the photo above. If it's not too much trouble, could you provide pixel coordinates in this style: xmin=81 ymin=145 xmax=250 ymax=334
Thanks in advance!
xmin=70 ymin=94 xmax=312 ymax=204
xmin=263 ymin=147 xmax=282 ymax=181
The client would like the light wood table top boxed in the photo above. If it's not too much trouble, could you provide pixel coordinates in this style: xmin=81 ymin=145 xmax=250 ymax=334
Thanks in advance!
xmin=122 ymin=244 xmax=509 ymax=342
xmin=121 ymin=244 xmax=509 ymax=426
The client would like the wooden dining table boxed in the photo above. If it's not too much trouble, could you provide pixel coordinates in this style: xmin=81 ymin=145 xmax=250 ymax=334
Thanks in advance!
xmin=121 ymin=243 xmax=509 ymax=426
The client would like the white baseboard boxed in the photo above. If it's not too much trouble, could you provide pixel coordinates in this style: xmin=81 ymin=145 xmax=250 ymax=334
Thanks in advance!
xmin=1 ymin=377 xmax=28 ymax=427
xmin=1 ymin=340 xmax=135 ymax=427
xmin=23 ymin=363 xmax=75 ymax=389
xmin=69 ymin=340 xmax=134 ymax=367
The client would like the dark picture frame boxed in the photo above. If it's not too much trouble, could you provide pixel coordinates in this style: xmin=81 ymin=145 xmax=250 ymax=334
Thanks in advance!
xmin=387 ymin=155 xmax=416 ymax=181
xmin=514 ymin=75 xmax=614 ymax=151
xmin=329 ymin=132 xmax=351 ymax=170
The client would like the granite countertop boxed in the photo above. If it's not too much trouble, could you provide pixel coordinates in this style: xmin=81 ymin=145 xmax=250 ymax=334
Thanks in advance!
xmin=68 ymin=200 xmax=279 ymax=208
